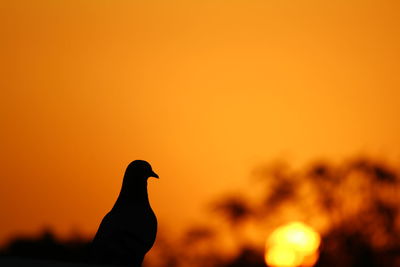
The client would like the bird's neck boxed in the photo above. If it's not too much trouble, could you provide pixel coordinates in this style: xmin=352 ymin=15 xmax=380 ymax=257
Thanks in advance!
xmin=114 ymin=179 xmax=149 ymax=208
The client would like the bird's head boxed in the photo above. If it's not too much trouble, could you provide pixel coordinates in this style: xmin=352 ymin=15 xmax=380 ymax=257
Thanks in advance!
xmin=125 ymin=160 xmax=159 ymax=180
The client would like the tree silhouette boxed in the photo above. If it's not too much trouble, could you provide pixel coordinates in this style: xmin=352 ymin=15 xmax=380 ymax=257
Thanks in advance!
xmin=149 ymin=156 xmax=400 ymax=267
xmin=0 ymin=228 xmax=90 ymax=263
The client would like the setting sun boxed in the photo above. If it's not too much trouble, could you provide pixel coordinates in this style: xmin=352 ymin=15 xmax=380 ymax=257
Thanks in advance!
xmin=266 ymin=222 xmax=321 ymax=267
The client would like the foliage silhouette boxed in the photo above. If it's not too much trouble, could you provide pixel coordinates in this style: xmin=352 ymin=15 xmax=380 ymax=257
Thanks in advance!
xmin=0 ymin=228 xmax=90 ymax=263
xmin=148 ymin=156 xmax=400 ymax=267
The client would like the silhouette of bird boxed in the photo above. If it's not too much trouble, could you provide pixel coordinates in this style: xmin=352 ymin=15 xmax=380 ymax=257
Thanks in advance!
xmin=90 ymin=160 xmax=159 ymax=266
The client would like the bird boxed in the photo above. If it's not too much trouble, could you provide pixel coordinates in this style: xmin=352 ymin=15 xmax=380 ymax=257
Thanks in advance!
xmin=90 ymin=160 xmax=159 ymax=266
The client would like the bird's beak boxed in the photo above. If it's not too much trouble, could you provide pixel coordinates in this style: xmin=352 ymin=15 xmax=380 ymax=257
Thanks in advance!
xmin=150 ymin=170 xmax=159 ymax=179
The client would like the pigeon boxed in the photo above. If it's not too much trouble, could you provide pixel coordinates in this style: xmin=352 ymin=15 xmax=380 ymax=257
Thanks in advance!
xmin=90 ymin=160 xmax=159 ymax=266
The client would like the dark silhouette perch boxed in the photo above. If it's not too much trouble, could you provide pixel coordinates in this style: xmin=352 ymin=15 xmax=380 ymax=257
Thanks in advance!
xmin=90 ymin=160 xmax=159 ymax=266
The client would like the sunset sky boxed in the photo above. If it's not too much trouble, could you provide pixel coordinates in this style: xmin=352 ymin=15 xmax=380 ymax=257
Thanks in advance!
xmin=1 ymin=0 xmax=400 ymax=245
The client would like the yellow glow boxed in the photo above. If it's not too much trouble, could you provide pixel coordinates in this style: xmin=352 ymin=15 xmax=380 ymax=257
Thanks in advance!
xmin=265 ymin=222 xmax=321 ymax=267
xmin=266 ymin=244 xmax=301 ymax=267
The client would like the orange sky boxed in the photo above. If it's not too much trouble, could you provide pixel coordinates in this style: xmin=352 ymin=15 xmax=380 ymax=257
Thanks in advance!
xmin=1 ymin=0 xmax=400 ymax=245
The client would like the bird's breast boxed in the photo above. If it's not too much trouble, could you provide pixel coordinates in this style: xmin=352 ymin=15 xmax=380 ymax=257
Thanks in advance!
xmin=113 ymin=204 xmax=157 ymax=249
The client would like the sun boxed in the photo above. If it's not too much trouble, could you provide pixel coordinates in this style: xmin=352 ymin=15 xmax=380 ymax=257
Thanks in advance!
xmin=265 ymin=222 xmax=321 ymax=267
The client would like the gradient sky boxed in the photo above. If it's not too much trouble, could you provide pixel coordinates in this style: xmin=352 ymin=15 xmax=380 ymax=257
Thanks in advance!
xmin=1 ymin=0 xmax=400 ymax=244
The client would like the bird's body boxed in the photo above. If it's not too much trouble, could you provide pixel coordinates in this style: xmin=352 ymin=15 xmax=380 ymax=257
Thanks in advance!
xmin=91 ymin=160 xmax=158 ymax=267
